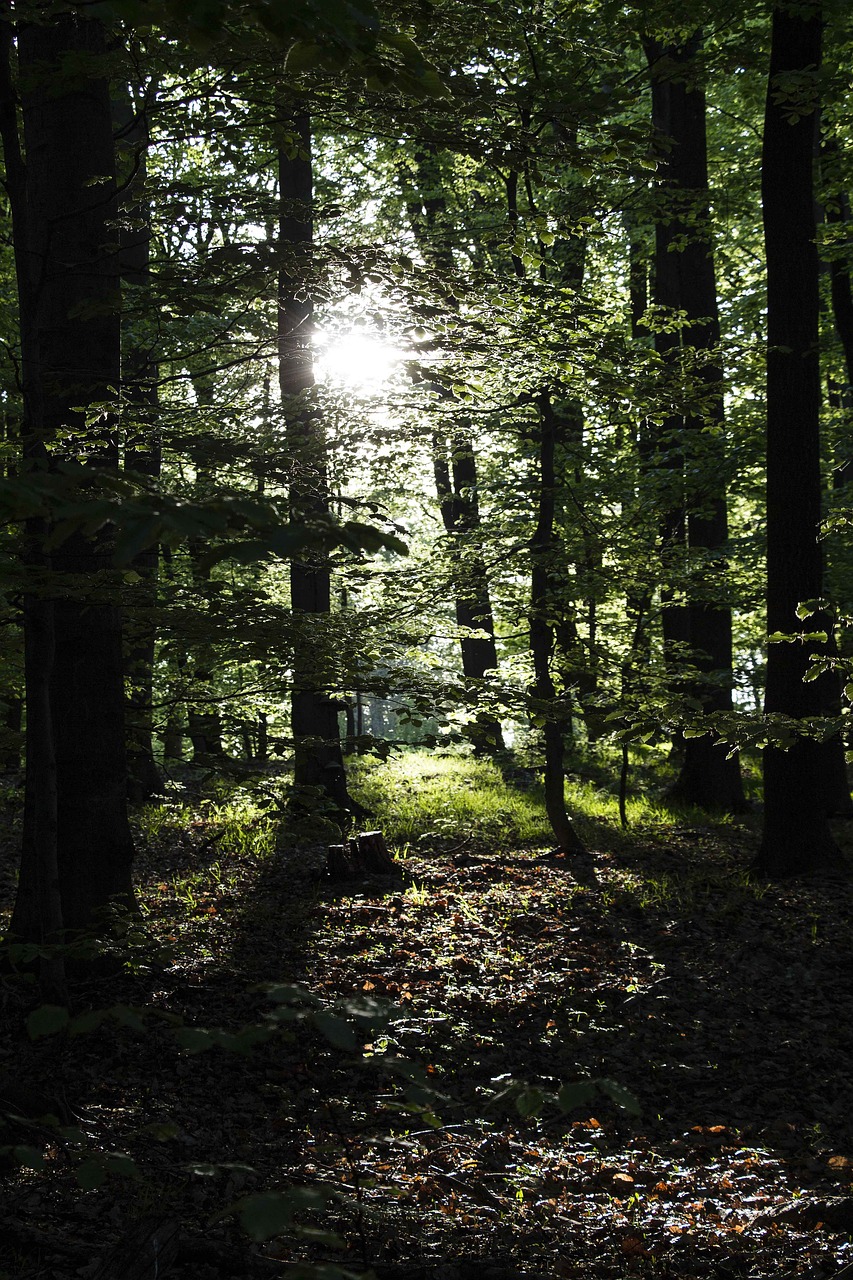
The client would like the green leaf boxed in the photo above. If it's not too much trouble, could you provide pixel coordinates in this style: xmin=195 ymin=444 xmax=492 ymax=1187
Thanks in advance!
xmin=27 ymin=1005 xmax=70 ymax=1039
xmin=557 ymin=1080 xmax=598 ymax=1111
xmin=12 ymin=1144 xmax=46 ymax=1170
xmin=102 ymin=1151 xmax=140 ymax=1178
xmin=174 ymin=1026 xmax=217 ymax=1054
xmin=69 ymin=1009 xmax=108 ymax=1036
xmin=515 ymin=1085 xmax=546 ymax=1117
xmin=76 ymin=1157 xmax=106 ymax=1190
xmin=233 ymin=1187 xmax=332 ymax=1242
xmin=284 ymin=41 xmax=326 ymax=73
xmin=598 ymin=1078 xmax=642 ymax=1115
xmin=311 ymin=1010 xmax=358 ymax=1051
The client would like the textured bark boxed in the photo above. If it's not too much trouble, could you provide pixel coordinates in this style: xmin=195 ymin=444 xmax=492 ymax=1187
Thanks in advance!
xmin=279 ymin=111 xmax=354 ymax=826
xmin=757 ymin=3 xmax=844 ymax=876
xmin=530 ymin=394 xmax=584 ymax=854
xmin=117 ymin=89 xmax=164 ymax=803
xmin=186 ymin=379 xmax=226 ymax=764
xmin=6 ymin=12 xmax=135 ymax=942
xmin=432 ymin=430 xmax=505 ymax=753
xmin=820 ymin=173 xmax=853 ymax=815
xmin=645 ymin=35 xmax=745 ymax=812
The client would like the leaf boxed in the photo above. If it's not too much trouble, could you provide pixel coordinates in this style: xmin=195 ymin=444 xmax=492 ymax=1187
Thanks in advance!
xmin=174 ymin=1026 xmax=217 ymax=1054
xmin=69 ymin=1009 xmax=108 ymax=1036
xmin=284 ymin=41 xmax=326 ymax=72
xmin=557 ymin=1080 xmax=598 ymax=1111
xmin=311 ymin=1010 xmax=358 ymax=1051
xmin=76 ymin=1157 xmax=106 ymax=1190
xmin=12 ymin=1144 xmax=46 ymax=1170
xmin=102 ymin=1151 xmax=140 ymax=1178
xmin=515 ymin=1085 xmax=546 ymax=1117
xmin=232 ymin=1187 xmax=332 ymax=1242
xmin=597 ymin=1078 xmax=642 ymax=1116
xmin=27 ymin=1005 xmax=70 ymax=1039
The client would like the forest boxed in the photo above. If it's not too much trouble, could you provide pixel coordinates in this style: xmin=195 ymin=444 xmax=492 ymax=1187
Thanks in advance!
xmin=2 ymin=0 xmax=853 ymax=1276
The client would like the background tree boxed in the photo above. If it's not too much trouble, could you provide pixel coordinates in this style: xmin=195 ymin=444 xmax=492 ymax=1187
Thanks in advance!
xmin=756 ymin=0 xmax=844 ymax=876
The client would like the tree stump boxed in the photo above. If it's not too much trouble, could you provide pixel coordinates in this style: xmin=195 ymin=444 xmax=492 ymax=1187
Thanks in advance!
xmin=326 ymin=830 xmax=398 ymax=880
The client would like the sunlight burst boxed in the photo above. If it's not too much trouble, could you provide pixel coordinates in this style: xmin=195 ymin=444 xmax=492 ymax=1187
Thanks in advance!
xmin=316 ymin=331 xmax=401 ymax=392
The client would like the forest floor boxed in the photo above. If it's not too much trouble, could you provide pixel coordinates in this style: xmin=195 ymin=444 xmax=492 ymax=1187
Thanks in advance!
xmin=3 ymin=750 xmax=853 ymax=1280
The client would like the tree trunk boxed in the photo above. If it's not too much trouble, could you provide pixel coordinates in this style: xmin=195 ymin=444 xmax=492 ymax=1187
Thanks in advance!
xmin=819 ymin=161 xmax=853 ymax=816
xmin=530 ymin=394 xmax=584 ymax=854
xmin=5 ymin=11 xmax=135 ymax=943
xmin=432 ymin=429 xmax=505 ymax=753
xmin=279 ymin=109 xmax=356 ymax=828
xmin=757 ymin=2 xmax=844 ymax=876
xmin=645 ymin=34 xmax=745 ymax=812
xmin=117 ymin=88 xmax=164 ymax=804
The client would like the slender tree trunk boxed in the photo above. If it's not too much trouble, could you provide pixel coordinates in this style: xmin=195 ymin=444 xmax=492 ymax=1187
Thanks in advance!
xmin=530 ymin=393 xmax=584 ymax=854
xmin=645 ymin=34 xmax=745 ymax=811
xmin=757 ymin=2 xmax=844 ymax=876
xmin=117 ymin=88 xmax=164 ymax=803
xmin=279 ymin=110 xmax=356 ymax=827
xmin=432 ymin=430 xmax=505 ymax=752
xmin=5 ymin=11 xmax=134 ymax=944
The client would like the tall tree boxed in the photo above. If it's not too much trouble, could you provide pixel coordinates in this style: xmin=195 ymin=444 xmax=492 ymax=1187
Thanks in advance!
xmin=117 ymin=81 xmax=165 ymax=802
xmin=279 ymin=109 xmax=358 ymax=826
xmin=3 ymin=7 xmax=135 ymax=946
xmin=756 ymin=1 xmax=844 ymax=876
xmin=644 ymin=33 xmax=745 ymax=812
xmin=531 ymin=391 xmax=585 ymax=854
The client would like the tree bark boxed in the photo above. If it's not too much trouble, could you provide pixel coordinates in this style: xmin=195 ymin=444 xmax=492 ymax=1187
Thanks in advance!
xmin=117 ymin=87 xmax=164 ymax=803
xmin=645 ymin=34 xmax=745 ymax=812
xmin=6 ymin=11 xmax=135 ymax=941
xmin=279 ymin=109 xmax=356 ymax=827
xmin=530 ymin=393 xmax=584 ymax=854
xmin=757 ymin=2 xmax=844 ymax=876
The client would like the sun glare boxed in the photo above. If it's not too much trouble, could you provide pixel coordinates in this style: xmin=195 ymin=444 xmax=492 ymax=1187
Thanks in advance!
xmin=316 ymin=331 xmax=401 ymax=392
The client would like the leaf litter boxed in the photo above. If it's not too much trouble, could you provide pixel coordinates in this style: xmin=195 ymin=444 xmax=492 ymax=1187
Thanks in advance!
xmin=2 ymin=797 xmax=853 ymax=1280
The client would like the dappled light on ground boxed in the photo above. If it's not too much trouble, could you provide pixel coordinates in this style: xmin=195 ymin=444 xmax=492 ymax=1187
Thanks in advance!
xmin=2 ymin=755 xmax=853 ymax=1278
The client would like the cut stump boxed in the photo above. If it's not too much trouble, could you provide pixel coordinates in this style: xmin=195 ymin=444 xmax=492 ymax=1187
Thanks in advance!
xmin=326 ymin=830 xmax=399 ymax=880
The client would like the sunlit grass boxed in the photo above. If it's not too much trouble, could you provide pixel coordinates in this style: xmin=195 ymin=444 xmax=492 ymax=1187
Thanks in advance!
xmin=134 ymin=788 xmax=276 ymax=861
xmin=347 ymin=747 xmax=735 ymax=853
xmin=349 ymin=751 xmax=550 ymax=851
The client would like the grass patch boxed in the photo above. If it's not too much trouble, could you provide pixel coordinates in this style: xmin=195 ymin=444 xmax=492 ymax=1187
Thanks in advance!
xmin=348 ymin=747 xmax=740 ymax=855
xmin=349 ymin=750 xmax=550 ymax=851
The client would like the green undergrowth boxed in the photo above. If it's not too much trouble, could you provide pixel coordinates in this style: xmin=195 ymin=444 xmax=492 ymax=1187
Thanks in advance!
xmin=347 ymin=747 xmax=739 ymax=856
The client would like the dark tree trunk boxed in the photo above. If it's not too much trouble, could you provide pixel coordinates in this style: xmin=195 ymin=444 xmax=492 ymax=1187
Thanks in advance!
xmin=257 ymin=711 xmax=269 ymax=761
xmin=432 ymin=430 xmax=505 ymax=753
xmin=819 ymin=171 xmax=853 ymax=815
xmin=757 ymin=2 xmax=844 ymax=876
xmin=5 ymin=12 xmax=135 ymax=943
xmin=279 ymin=110 xmax=355 ymax=827
xmin=645 ymin=34 xmax=745 ymax=812
xmin=117 ymin=88 xmax=164 ymax=803
xmin=185 ymin=378 xmax=226 ymax=765
xmin=530 ymin=394 xmax=584 ymax=854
